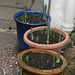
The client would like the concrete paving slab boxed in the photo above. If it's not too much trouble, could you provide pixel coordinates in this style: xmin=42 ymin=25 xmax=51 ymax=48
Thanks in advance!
xmin=0 ymin=0 xmax=43 ymax=21
xmin=0 ymin=6 xmax=23 ymax=21
xmin=0 ymin=0 xmax=32 ymax=9
xmin=0 ymin=19 xmax=16 ymax=29
xmin=0 ymin=32 xmax=17 ymax=51
xmin=31 ymin=0 xmax=43 ymax=11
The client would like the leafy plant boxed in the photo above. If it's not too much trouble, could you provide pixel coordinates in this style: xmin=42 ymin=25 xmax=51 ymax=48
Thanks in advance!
xmin=31 ymin=27 xmax=34 ymax=40
xmin=70 ymin=33 xmax=75 ymax=42
xmin=57 ymin=65 xmax=75 ymax=75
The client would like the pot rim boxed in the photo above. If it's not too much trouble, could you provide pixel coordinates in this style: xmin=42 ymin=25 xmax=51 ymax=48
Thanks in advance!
xmin=13 ymin=10 xmax=51 ymax=26
xmin=24 ymin=26 xmax=69 ymax=49
xmin=17 ymin=49 xmax=67 ymax=75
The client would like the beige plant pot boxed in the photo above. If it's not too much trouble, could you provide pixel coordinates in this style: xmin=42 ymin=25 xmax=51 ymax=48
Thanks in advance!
xmin=24 ymin=26 xmax=69 ymax=52
xmin=17 ymin=49 xmax=67 ymax=75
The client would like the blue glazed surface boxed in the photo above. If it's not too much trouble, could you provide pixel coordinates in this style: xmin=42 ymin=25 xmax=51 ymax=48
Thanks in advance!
xmin=14 ymin=10 xmax=51 ymax=50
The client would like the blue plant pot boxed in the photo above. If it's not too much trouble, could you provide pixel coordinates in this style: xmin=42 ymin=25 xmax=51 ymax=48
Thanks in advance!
xmin=14 ymin=10 xmax=51 ymax=50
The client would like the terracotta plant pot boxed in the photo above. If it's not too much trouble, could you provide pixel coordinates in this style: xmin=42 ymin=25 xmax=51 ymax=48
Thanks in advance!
xmin=17 ymin=49 xmax=67 ymax=75
xmin=24 ymin=26 xmax=69 ymax=52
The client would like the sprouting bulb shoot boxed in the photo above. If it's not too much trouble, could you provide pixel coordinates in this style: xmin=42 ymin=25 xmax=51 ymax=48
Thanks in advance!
xmin=36 ymin=36 xmax=39 ymax=43
xmin=53 ymin=56 xmax=55 ymax=67
xmin=31 ymin=27 xmax=34 ymax=40
xmin=26 ymin=55 xmax=29 ymax=62
xmin=43 ymin=4 xmax=47 ymax=20
xmin=24 ymin=6 xmax=27 ymax=22
xmin=59 ymin=34 xmax=61 ymax=43
xmin=47 ymin=17 xmax=50 ymax=44
xmin=56 ymin=48 xmax=60 ymax=63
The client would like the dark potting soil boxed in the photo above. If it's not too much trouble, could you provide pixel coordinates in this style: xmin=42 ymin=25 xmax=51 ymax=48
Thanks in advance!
xmin=23 ymin=53 xmax=63 ymax=70
xmin=17 ymin=14 xmax=45 ymax=24
xmin=27 ymin=29 xmax=65 ymax=44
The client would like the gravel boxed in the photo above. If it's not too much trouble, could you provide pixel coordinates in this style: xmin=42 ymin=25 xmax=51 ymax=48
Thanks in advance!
xmin=0 ymin=32 xmax=22 ymax=75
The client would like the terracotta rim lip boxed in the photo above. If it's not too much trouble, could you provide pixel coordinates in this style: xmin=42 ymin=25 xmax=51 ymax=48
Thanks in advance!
xmin=17 ymin=49 xmax=67 ymax=75
xmin=24 ymin=26 xmax=69 ymax=49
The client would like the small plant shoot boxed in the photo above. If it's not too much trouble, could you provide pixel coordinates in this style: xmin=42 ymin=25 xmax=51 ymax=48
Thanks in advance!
xmin=24 ymin=6 xmax=27 ymax=22
xmin=47 ymin=0 xmax=51 ymax=15
xmin=59 ymin=34 xmax=61 ymax=43
xmin=45 ymin=19 xmax=48 ymax=34
xmin=36 ymin=36 xmax=39 ymax=43
xmin=31 ymin=27 xmax=34 ymax=40
xmin=26 ymin=55 xmax=29 ymax=62
xmin=43 ymin=4 xmax=47 ymax=20
xmin=53 ymin=56 xmax=55 ymax=67
xmin=56 ymin=48 xmax=60 ymax=63
xmin=47 ymin=17 xmax=50 ymax=44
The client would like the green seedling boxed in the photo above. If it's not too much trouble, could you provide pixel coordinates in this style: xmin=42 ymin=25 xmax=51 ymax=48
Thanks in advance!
xmin=47 ymin=0 xmax=51 ymax=15
xmin=56 ymin=48 xmax=60 ymax=63
xmin=43 ymin=4 xmax=47 ymax=20
xmin=36 ymin=36 xmax=39 ymax=43
xmin=46 ymin=17 xmax=50 ymax=44
xmin=31 ymin=27 xmax=34 ymax=40
xmin=24 ymin=6 xmax=27 ymax=22
xmin=45 ymin=19 xmax=48 ymax=34
xmin=59 ymin=34 xmax=61 ymax=43
xmin=53 ymin=56 xmax=55 ymax=67
xmin=26 ymin=55 xmax=29 ymax=62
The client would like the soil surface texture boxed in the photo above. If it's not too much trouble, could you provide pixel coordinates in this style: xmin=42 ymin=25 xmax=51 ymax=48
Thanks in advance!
xmin=17 ymin=14 xmax=46 ymax=24
xmin=28 ymin=29 xmax=65 ymax=44
xmin=23 ymin=53 xmax=63 ymax=70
